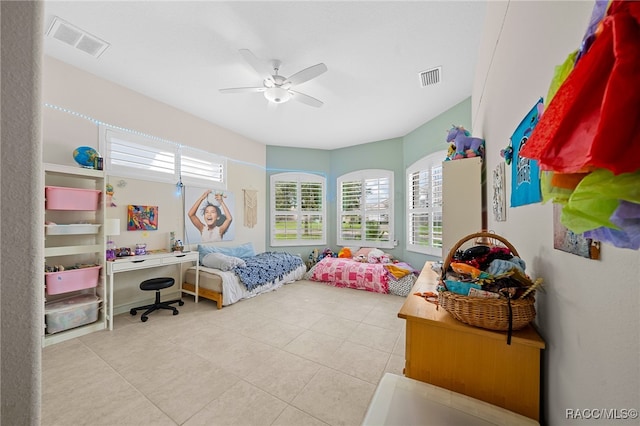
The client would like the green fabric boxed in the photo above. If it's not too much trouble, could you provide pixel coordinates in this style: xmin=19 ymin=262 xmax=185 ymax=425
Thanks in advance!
xmin=561 ymin=169 xmax=640 ymax=233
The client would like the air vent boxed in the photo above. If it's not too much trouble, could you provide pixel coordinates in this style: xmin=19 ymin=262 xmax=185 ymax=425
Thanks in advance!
xmin=419 ymin=66 xmax=441 ymax=87
xmin=46 ymin=17 xmax=110 ymax=58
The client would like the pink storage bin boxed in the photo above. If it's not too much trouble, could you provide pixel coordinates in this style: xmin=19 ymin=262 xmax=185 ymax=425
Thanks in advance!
xmin=45 ymin=186 xmax=101 ymax=210
xmin=45 ymin=265 xmax=102 ymax=295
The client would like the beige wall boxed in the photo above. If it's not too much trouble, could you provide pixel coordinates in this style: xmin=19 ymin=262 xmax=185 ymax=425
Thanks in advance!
xmin=43 ymin=56 xmax=267 ymax=311
xmin=473 ymin=2 xmax=640 ymax=424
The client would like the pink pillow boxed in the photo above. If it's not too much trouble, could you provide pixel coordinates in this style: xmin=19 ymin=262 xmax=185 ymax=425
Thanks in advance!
xmin=354 ymin=247 xmax=374 ymax=258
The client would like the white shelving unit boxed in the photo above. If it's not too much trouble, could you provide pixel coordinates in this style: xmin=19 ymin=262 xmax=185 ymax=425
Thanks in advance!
xmin=43 ymin=163 xmax=107 ymax=347
xmin=442 ymin=157 xmax=484 ymax=257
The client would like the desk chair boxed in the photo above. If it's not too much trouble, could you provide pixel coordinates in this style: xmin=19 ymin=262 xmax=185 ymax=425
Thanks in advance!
xmin=130 ymin=277 xmax=184 ymax=322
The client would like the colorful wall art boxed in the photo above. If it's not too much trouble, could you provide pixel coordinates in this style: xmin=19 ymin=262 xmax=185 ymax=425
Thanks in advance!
xmin=127 ymin=205 xmax=158 ymax=231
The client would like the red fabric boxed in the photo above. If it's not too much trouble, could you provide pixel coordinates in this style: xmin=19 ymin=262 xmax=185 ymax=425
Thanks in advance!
xmin=520 ymin=1 xmax=640 ymax=175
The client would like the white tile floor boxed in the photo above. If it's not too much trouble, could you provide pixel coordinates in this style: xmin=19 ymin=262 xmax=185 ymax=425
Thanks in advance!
xmin=42 ymin=280 xmax=408 ymax=426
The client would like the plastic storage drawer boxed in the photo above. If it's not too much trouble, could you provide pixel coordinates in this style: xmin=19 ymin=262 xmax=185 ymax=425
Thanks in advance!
xmin=45 ymin=265 xmax=102 ymax=295
xmin=45 ymin=294 xmax=101 ymax=334
xmin=45 ymin=186 xmax=101 ymax=210
xmin=45 ymin=224 xmax=101 ymax=235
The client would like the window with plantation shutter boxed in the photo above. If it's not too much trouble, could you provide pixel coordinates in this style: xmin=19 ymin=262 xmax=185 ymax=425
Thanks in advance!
xmin=179 ymin=146 xmax=226 ymax=189
xmin=100 ymin=126 xmax=226 ymax=188
xmin=102 ymin=127 xmax=177 ymax=183
xmin=337 ymin=169 xmax=394 ymax=248
xmin=406 ymin=151 xmax=446 ymax=255
xmin=270 ymin=172 xmax=326 ymax=246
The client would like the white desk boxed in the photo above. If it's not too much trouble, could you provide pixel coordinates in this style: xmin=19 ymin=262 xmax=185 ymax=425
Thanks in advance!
xmin=106 ymin=251 xmax=199 ymax=330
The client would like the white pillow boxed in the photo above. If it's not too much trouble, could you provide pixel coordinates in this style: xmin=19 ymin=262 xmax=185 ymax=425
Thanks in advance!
xmin=201 ymin=252 xmax=246 ymax=271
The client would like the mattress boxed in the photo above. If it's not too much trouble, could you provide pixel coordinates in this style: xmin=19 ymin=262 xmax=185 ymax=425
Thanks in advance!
xmin=184 ymin=266 xmax=223 ymax=293
xmin=310 ymin=257 xmax=389 ymax=294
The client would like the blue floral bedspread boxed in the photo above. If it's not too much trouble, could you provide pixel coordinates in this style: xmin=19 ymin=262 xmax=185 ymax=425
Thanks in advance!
xmin=233 ymin=252 xmax=304 ymax=291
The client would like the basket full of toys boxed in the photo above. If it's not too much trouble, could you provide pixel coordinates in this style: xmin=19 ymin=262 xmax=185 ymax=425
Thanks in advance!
xmin=438 ymin=232 xmax=542 ymax=337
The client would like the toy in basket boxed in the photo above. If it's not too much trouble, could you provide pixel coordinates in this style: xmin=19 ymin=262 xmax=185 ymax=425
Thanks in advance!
xmin=438 ymin=231 xmax=543 ymax=343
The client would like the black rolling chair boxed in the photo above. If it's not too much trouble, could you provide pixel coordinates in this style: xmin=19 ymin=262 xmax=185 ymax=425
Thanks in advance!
xmin=129 ymin=277 xmax=184 ymax=322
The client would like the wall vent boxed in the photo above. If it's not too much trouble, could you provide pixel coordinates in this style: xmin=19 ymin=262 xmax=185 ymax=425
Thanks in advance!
xmin=419 ymin=66 xmax=441 ymax=87
xmin=46 ymin=17 xmax=110 ymax=58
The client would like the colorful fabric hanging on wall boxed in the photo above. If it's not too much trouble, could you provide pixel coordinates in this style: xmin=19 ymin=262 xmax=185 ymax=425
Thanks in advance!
xmin=519 ymin=0 xmax=640 ymax=175
xmin=518 ymin=0 xmax=640 ymax=250
xmin=510 ymin=98 xmax=544 ymax=207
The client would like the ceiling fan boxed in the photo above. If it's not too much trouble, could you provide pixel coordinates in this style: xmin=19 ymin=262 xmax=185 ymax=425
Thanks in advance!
xmin=219 ymin=49 xmax=327 ymax=108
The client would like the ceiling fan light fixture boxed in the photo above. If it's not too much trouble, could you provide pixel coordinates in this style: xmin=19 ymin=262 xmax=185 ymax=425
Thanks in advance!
xmin=264 ymin=87 xmax=291 ymax=104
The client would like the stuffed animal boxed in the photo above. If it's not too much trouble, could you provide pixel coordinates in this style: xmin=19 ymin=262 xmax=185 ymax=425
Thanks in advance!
xmin=338 ymin=247 xmax=352 ymax=258
xmin=367 ymin=248 xmax=385 ymax=263
xmin=444 ymin=142 xmax=459 ymax=161
xmin=319 ymin=248 xmax=334 ymax=260
xmin=446 ymin=125 xmax=485 ymax=159
xmin=500 ymin=145 xmax=514 ymax=165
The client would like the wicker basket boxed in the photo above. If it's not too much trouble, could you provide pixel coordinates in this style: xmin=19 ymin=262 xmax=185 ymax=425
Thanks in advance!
xmin=438 ymin=231 xmax=536 ymax=332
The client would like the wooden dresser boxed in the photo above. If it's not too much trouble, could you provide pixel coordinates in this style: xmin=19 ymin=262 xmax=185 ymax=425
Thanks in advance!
xmin=398 ymin=262 xmax=545 ymax=421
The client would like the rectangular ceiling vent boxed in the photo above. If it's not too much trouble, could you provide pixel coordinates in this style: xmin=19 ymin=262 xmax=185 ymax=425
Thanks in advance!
xmin=419 ymin=66 xmax=441 ymax=87
xmin=46 ymin=17 xmax=110 ymax=59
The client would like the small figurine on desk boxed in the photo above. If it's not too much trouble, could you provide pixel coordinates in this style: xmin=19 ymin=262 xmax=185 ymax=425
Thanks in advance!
xmin=172 ymin=239 xmax=184 ymax=252
xmin=116 ymin=247 xmax=131 ymax=257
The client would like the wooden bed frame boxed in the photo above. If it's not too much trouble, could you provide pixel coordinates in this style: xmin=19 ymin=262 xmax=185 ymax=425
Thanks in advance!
xmin=181 ymin=282 xmax=223 ymax=309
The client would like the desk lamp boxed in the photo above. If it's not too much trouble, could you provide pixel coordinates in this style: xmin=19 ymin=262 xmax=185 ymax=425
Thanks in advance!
xmin=105 ymin=218 xmax=120 ymax=261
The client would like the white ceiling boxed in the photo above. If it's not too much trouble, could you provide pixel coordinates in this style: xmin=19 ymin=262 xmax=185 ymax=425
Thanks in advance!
xmin=43 ymin=1 xmax=487 ymax=150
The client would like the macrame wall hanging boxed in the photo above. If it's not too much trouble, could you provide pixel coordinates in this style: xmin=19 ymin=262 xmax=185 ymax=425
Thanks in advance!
xmin=243 ymin=189 xmax=258 ymax=228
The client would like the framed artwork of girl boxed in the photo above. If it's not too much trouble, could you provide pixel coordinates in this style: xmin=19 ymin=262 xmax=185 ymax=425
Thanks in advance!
xmin=186 ymin=188 xmax=235 ymax=243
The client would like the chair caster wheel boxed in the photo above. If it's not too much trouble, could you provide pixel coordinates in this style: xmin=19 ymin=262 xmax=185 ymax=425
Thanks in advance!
xmin=173 ymin=310 xmax=179 ymax=316
xmin=178 ymin=300 xmax=184 ymax=306
xmin=141 ymin=316 xmax=148 ymax=322
xmin=130 ymin=309 xmax=137 ymax=316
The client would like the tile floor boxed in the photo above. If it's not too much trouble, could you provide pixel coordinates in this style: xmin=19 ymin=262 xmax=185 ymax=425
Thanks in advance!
xmin=42 ymin=280 xmax=408 ymax=426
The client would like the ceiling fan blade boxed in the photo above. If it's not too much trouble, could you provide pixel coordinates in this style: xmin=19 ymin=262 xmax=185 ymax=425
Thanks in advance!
xmin=219 ymin=87 xmax=265 ymax=94
xmin=290 ymin=90 xmax=324 ymax=108
xmin=238 ymin=49 xmax=273 ymax=79
xmin=287 ymin=63 xmax=328 ymax=86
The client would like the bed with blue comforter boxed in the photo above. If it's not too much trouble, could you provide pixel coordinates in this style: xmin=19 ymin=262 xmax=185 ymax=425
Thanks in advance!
xmin=182 ymin=244 xmax=307 ymax=308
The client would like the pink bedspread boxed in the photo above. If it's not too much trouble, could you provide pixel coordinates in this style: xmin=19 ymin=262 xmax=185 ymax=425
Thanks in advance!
xmin=311 ymin=257 xmax=389 ymax=294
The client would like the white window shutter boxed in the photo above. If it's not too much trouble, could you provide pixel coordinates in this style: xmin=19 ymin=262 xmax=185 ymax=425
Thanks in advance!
xmin=271 ymin=172 xmax=326 ymax=246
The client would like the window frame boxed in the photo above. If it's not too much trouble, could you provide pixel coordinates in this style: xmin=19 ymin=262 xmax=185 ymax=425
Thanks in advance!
xmin=270 ymin=172 xmax=327 ymax=247
xmin=337 ymin=169 xmax=394 ymax=249
xmin=406 ymin=150 xmax=446 ymax=256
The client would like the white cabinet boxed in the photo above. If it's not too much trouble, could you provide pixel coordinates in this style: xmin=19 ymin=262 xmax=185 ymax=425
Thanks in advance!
xmin=43 ymin=163 xmax=107 ymax=346
xmin=441 ymin=157 xmax=483 ymax=258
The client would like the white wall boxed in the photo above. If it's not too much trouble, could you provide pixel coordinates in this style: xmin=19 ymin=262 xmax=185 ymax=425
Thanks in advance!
xmin=43 ymin=56 xmax=267 ymax=309
xmin=473 ymin=2 xmax=640 ymax=424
